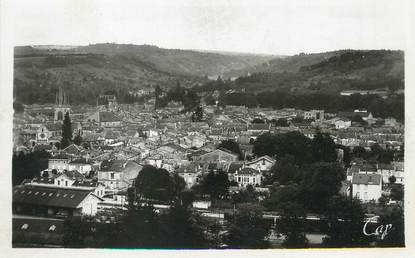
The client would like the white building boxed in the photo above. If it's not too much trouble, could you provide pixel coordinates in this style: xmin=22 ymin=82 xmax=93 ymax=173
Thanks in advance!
xmin=351 ymin=173 xmax=382 ymax=202
xmin=234 ymin=167 xmax=262 ymax=187
xmin=304 ymin=110 xmax=324 ymax=121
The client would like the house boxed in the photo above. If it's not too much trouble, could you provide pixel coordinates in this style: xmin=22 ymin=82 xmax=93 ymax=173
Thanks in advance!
xmin=245 ymin=155 xmax=276 ymax=172
xmin=85 ymin=111 xmax=122 ymax=127
xmin=97 ymin=160 xmax=143 ymax=193
xmin=247 ymin=123 xmax=271 ymax=134
xmin=197 ymin=148 xmax=239 ymax=163
xmin=68 ymin=158 xmax=93 ymax=175
xmin=351 ymin=173 xmax=382 ymax=202
xmin=234 ymin=167 xmax=262 ymax=188
xmin=72 ymin=180 xmax=106 ymax=198
xmin=53 ymin=170 xmax=85 ymax=187
xmin=176 ymin=164 xmax=202 ymax=188
xmin=334 ymin=118 xmax=352 ymax=129
xmin=303 ymin=110 xmax=324 ymax=121
xmin=62 ymin=144 xmax=84 ymax=157
xmin=13 ymin=184 xmax=103 ymax=217
xmin=48 ymin=154 xmax=71 ymax=172
xmin=377 ymin=163 xmax=404 ymax=185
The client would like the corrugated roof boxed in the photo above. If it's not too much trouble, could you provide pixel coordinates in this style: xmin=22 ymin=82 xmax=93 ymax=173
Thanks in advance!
xmin=13 ymin=185 xmax=95 ymax=209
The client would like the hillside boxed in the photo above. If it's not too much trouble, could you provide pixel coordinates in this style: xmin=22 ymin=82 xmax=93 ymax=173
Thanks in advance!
xmin=14 ymin=44 xmax=274 ymax=105
xmin=225 ymin=50 xmax=404 ymax=93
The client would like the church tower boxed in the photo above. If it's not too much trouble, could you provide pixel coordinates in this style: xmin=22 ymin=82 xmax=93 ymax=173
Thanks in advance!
xmin=54 ymin=85 xmax=71 ymax=121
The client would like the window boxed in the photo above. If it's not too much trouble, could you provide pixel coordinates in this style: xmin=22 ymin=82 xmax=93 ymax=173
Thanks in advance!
xmin=110 ymin=173 xmax=115 ymax=179
xmin=356 ymin=191 xmax=360 ymax=197
xmin=65 ymin=181 xmax=68 ymax=186
xmin=58 ymin=181 xmax=60 ymax=185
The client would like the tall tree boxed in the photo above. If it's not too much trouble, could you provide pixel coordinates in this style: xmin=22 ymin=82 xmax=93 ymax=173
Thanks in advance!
xmin=323 ymin=196 xmax=370 ymax=247
xmin=268 ymin=155 xmax=302 ymax=185
xmin=159 ymin=203 xmax=207 ymax=248
xmin=377 ymin=205 xmax=405 ymax=247
xmin=61 ymin=112 xmax=72 ymax=149
xmin=278 ymin=202 xmax=309 ymax=248
xmin=198 ymin=170 xmax=230 ymax=200
xmin=300 ymin=162 xmax=346 ymax=212
xmin=311 ymin=131 xmax=337 ymax=162
xmin=12 ymin=150 xmax=50 ymax=185
xmin=225 ymin=203 xmax=270 ymax=248
xmin=134 ymin=165 xmax=174 ymax=202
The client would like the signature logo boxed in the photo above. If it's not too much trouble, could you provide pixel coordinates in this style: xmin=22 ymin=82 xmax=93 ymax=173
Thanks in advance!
xmin=363 ymin=216 xmax=392 ymax=240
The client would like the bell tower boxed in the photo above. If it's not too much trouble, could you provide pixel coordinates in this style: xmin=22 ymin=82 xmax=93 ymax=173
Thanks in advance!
xmin=54 ymin=85 xmax=71 ymax=121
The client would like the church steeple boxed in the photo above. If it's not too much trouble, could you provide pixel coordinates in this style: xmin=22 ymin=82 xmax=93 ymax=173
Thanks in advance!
xmin=56 ymin=85 xmax=69 ymax=106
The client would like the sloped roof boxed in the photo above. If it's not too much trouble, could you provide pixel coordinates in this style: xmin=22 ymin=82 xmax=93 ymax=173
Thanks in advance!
xmin=246 ymin=155 xmax=276 ymax=165
xmin=49 ymin=153 xmax=70 ymax=160
xmin=237 ymin=167 xmax=260 ymax=175
xmin=227 ymin=162 xmax=244 ymax=174
xmin=31 ymin=177 xmax=54 ymax=184
xmin=352 ymin=173 xmax=381 ymax=185
xmin=45 ymin=123 xmax=62 ymax=131
xmin=69 ymin=158 xmax=91 ymax=165
xmin=99 ymin=112 xmax=121 ymax=122
xmin=62 ymin=144 xmax=82 ymax=154
xmin=13 ymin=185 xmax=97 ymax=209
xmin=100 ymin=160 xmax=126 ymax=172
xmin=72 ymin=180 xmax=102 ymax=188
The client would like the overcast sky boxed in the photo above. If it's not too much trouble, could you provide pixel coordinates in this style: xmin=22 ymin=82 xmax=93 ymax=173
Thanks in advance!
xmin=8 ymin=0 xmax=408 ymax=55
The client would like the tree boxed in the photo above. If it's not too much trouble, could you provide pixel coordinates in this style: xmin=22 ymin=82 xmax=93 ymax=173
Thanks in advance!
xmin=172 ymin=173 xmax=186 ymax=198
xmin=61 ymin=112 xmax=72 ymax=149
xmin=311 ymin=131 xmax=337 ymax=163
xmin=252 ymin=132 xmax=312 ymax=165
xmin=300 ymin=163 xmax=346 ymax=212
xmin=352 ymin=146 xmax=367 ymax=159
xmin=269 ymin=155 xmax=302 ymax=185
xmin=388 ymin=175 xmax=396 ymax=184
xmin=277 ymin=202 xmax=309 ymax=248
xmin=323 ymin=196 xmax=370 ymax=247
xmin=225 ymin=203 xmax=269 ymax=248
xmin=377 ymin=205 xmax=405 ymax=247
xmin=12 ymin=150 xmax=50 ymax=185
xmin=199 ymin=170 xmax=230 ymax=200
xmin=191 ymin=106 xmax=204 ymax=122
xmin=218 ymin=139 xmax=243 ymax=159
xmin=231 ymin=184 xmax=259 ymax=204
xmin=390 ymin=184 xmax=404 ymax=201
xmin=159 ymin=203 xmax=207 ymax=248
xmin=63 ymin=216 xmax=97 ymax=248
xmin=265 ymin=183 xmax=302 ymax=210
xmin=134 ymin=165 xmax=174 ymax=202
xmin=97 ymin=203 xmax=162 ymax=248
xmin=73 ymin=133 xmax=82 ymax=146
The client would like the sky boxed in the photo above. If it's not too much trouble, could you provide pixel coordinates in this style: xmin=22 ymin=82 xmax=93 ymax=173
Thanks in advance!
xmin=6 ymin=0 xmax=409 ymax=55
